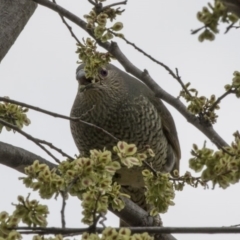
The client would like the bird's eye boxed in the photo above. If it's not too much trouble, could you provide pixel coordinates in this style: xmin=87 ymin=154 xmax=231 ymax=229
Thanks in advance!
xmin=99 ymin=68 xmax=108 ymax=78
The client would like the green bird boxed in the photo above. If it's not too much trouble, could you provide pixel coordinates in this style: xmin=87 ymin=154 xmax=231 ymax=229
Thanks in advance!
xmin=70 ymin=63 xmax=181 ymax=224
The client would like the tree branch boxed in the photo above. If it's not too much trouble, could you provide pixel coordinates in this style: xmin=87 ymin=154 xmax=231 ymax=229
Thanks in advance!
xmin=209 ymin=88 xmax=236 ymax=111
xmin=52 ymin=0 xmax=81 ymax=45
xmin=0 ymin=97 xmax=119 ymax=141
xmin=0 ymin=0 xmax=37 ymax=62
xmin=13 ymin=226 xmax=240 ymax=235
xmin=0 ymin=119 xmax=73 ymax=163
xmin=0 ymin=141 xmax=57 ymax=173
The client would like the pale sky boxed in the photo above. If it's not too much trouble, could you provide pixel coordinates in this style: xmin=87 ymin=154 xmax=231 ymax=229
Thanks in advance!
xmin=1 ymin=1 xmax=240 ymax=240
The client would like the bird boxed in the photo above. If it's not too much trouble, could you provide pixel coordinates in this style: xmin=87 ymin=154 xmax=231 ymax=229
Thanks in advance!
xmin=70 ymin=63 xmax=181 ymax=224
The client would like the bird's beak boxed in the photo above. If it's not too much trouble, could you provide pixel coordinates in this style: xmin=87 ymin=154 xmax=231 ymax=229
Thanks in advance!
xmin=77 ymin=69 xmax=95 ymax=92
xmin=76 ymin=69 xmax=85 ymax=80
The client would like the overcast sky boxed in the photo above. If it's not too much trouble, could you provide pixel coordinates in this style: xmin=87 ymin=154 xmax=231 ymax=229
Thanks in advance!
xmin=1 ymin=0 xmax=240 ymax=239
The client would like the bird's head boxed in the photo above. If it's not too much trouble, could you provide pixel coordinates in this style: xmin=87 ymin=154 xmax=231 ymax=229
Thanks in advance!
xmin=76 ymin=64 xmax=122 ymax=93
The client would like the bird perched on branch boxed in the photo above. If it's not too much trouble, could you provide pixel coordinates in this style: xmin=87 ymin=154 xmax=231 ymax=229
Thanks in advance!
xmin=70 ymin=63 xmax=181 ymax=222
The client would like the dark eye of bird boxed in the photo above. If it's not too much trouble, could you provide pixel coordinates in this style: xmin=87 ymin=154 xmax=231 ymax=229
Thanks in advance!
xmin=99 ymin=69 xmax=108 ymax=78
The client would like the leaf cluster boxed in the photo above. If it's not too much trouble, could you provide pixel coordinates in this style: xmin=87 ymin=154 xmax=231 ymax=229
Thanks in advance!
xmin=76 ymin=2 xmax=125 ymax=79
xmin=81 ymin=227 xmax=153 ymax=240
xmin=113 ymin=141 xmax=149 ymax=168
xmin=0 ymin=211 xmax=21 ymax=240
xmin=142 ymin=170 xmax=174 ymax=215
xmin=20 ymin=161 xmax=64 ymax=199
xmin=195 ymin=0 xmax=239 ymax=42
xmin=179 ymin=83 xmax=219 ymax=124
xmin=84 ymin=6 xmax=124 ymax=42
xmin=76 ymin=37 xmax=112 ymax=79
xmin=189 ymin=132 xmax=240 ymax=189
xmin=180 ymin=70 xmax=240 ymax=124
xmin=20 ymin=141 xmax=177 ymax=224
xmin=225 ymin=71 xmax=240 ymax=97
xmin=171 ymin=171 xmax=207 ymax=191
xmin=32 ymin=235 xmax=64 ymax=240
xmin=0 ymin=98 xmax=30 ymax=132
xmin=21 ymin=148 xmax=126 ymax=225
xmin=0 ymin=195 xmax=48 ymax=240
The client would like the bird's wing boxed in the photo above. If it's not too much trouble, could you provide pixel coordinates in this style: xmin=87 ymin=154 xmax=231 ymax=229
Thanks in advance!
xmin=109 ymin=64 xmax=181 ymax=170
xmin=153 ymin=98 xmax=181 ymax=171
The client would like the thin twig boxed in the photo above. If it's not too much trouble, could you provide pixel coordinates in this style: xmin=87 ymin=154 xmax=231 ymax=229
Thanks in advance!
xmin=89 ymin=192 xmax=102 ymax=233
xmin=98 ymin=213 xmax=107 ymax=227
xmin=52 ymin=0 xmax=81 ymax=44
xmin=0 ymin=97 xmax=72 ymax=120
xmin=60 ymin=174 xmax=86 ymax=228
xmin=88 ymin=0 xmax=127 ymax=12
xmin=0 ymin=119 xmax=73 ymax=163
xmin=38 ymin=139 xmax=74 ymax=160
xmin=175 ymin=68 xmax=192 ymax=97
xmin=225 ymin=22 xmax=240 ymax=34
xmin=0 ymin=97 xmax=119 ymax=141
xmin=191 ymin=25 xmax=206 ymax=35
xmin=142 ymin=161 xmax=157 ymax=177
xmin=88 ymin=0 xmax=96 ymax=6
xmin=109 ymin=29 xmax=191 ymax=95
xmin=102 ymin=1 xmax=127 ymax=11
xmin=230 ymin=224 xmax=240 ymax=227
xmin=60 ymin=191 xmax=67 ymax=228
xmin=219 ymin=145 xmax=235 ymax=157
xmin=209 ymin=88 xmax=236 ymax=111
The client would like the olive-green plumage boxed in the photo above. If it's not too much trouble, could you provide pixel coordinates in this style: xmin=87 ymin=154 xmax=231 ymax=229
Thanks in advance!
xmin=70 ymin=63 xmax=181 ymax=213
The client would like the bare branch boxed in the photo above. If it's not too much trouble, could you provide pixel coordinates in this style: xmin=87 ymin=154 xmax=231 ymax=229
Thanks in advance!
xmin=0 ymin=119 xmax=73 ymax=163
xmin=0 ymin=97 xmax=120 ymax=141
xmin=87 ymin=0 xmax=127 ymax=13
xmin=60 ymin=192 xmax=67 ymax=228
xmin=224 ymin=22 xmax=240 ymax=33
xmin=0 ymin=141 xmax=57 ymax=173
xmin=88 ymin=0 xmax=96 ymax=6
xmin=102 ymin=1 xmax=128 ymax=11
xmin=209 ymin=88 xmax=236 ymax=111
xmin=109 ymin=30 xmax=187 ymax=91
xmin=191 ymin=25 xmax=206 ymax=35
xmin=52 ymin=0 xmax=81 ymax=44
xmin=0 ymin=0 xmax=37 ymax=62
xmin=0 ymin=97 xmax=72 ymax=120
xmin=109 ymin=31 xmax=192 ymax=97
xmin=175 ymin=68 xmax=192 ymax=97
xmin=13 ymin=225 xmax=240 ymax=235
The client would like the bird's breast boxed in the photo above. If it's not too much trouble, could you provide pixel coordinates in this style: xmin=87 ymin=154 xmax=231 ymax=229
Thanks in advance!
xmin=70 ymin=92 xmax=169 ymax=187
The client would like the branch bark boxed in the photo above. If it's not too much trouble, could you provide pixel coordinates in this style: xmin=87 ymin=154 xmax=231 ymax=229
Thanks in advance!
xmin=0 ymin=0 xmax=37 ymax=62
xmin=0 ymin=141 xmax=56 ymax=173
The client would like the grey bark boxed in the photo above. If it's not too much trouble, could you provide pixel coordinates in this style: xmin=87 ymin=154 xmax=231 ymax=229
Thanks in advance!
xmin=0 ymin=0 xmax=37 ymax=62
xmin=0 ymin=141 xmax=57 ymax=172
